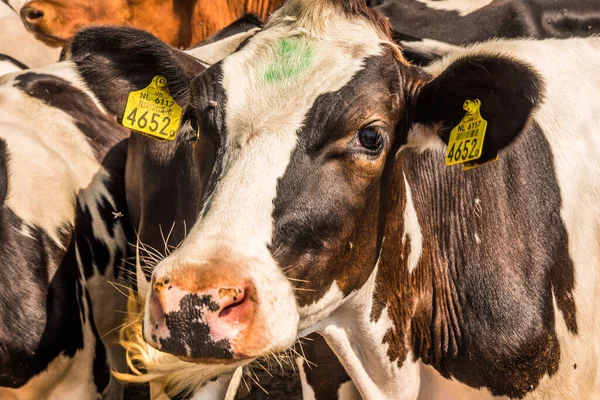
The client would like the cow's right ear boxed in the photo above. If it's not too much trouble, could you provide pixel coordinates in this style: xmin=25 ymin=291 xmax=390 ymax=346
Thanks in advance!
xmin=71 ymin=26 xmax=206 ymax=116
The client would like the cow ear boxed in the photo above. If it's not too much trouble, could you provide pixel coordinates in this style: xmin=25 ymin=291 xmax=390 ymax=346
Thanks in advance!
xmin=412 ymin=54 xmax=543 ymax=163
xmin=71 ymin=26 xmax=206 ymax=117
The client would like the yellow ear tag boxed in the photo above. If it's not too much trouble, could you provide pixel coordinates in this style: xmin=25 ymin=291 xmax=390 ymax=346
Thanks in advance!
xmin=121 ymin=75 xmax=182 ymax=141
xmin=445 ymin=99 xmax=488 ymax=167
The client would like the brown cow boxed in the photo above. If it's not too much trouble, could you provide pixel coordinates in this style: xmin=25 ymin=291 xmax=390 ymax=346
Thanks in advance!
xmin=20 ymin=0 xmax=282 ymax=48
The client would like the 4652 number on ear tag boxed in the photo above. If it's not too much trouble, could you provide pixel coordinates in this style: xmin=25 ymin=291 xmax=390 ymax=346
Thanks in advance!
xmin=445 ymin=99 xmax=487 ymax=166
xmin=121 ymin=75 xmax=182 ymax=141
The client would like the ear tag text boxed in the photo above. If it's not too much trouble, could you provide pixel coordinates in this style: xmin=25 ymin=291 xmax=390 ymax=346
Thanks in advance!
xmin=445 ymin=99 xmax=488 ymax=168
xmin=121 ymin=75 xmax=182 ymax=141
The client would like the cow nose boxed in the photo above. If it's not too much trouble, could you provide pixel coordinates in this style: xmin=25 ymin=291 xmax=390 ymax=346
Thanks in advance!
xmin=21 ymin=6 xmax=44 ymax=24
xmin=145 ymin=277 xmax=255 ymax=360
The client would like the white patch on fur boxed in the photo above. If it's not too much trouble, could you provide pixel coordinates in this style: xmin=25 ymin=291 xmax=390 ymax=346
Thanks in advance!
xmin=416 ymin=364 xmax=497 ymax=400
xmin=17 ymin=223 xmax=34 ymax=239
xmin=298 ymin=281 xmax=345 ymax=332
xmin=337 ymin=380 xmax=361 ymax=400
xmin=0 ymin=86 xmax=105 ymax=246
xmin=404 ymin=122 xmax=446 ymax=153
xmin=189 ymin=374 xmax=233 ymax=400
xmin=0 ymin=60 xmax=23 ymax=77
xmin=224 ymin=367 xmax=243 ymax=400
xmin=315 ymin=262 xmax=420 ymax=399
xmin=186 ymin=28 xmax=261 ymax=65
xmin=400 ymin=38 xmax=462 ymax=61
xmin=416 ymin=0 xmax=493 ymax=16
xmin=403 ymin=173 xmax=422 ymax=273
xmin=498 ymin=37 xmax=600 ymax=399
xmin=149 ymin=0 xmax=388 ymax=354
xmin=296 ymin=357 xmax=317 ymax=400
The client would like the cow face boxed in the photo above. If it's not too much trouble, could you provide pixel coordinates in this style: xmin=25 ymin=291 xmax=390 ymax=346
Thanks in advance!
xmin=73 ymin=0 xmax=541 ymax=365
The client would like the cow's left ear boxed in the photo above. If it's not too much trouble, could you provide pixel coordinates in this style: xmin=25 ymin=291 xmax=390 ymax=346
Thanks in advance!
xmin=412 ymin=54 xmax=543 ymax=163
xmin=71 ymin=26 xmax=206 ymax=117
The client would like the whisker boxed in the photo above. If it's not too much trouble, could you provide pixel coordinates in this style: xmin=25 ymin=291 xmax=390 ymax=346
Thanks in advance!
xmin=246 ymin=370 xmax=268 ymax=395
xmin=164 ymin=221 xmax=177 ymax=255
xmin=101 ymin=318 xmax=138 ymax=339
xmin=287 ymin=277 xmax=311 ymax=283
xmin=108 ymin=281 xmax=139 ymax=301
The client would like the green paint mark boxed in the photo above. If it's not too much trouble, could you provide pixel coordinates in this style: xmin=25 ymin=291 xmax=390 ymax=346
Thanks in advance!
xmin=264 ymin=37 xmax=314 ymax=83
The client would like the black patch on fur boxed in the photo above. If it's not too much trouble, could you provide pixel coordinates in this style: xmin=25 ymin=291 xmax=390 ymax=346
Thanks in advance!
xmin=124 ymin=64 xmax=225 ymax=283
xmin=88 ymin=292 xmax=110 ymax=394
xmin=159 ymin=294 xmax=233 ymax=359
xmin=0 ymin=140 xmax=9 ymax=206
xmin=406 ymin=122 xmax=576 ymax=397
xmin=0 ymin=209 xmax=85 ymax=388
xmin=302 ymin=333 xmax=353 ymax=400
xmin=375 ymin=0 xmax=600 ymax=47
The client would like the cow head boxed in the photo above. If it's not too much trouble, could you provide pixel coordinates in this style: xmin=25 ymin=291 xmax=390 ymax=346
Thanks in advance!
xmin=72 ymin=0 xmax=541 ymax=366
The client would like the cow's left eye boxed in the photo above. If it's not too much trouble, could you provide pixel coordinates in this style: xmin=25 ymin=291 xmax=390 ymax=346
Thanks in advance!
xmin=187 ymin=114 xmax=199 ymax=133
xmin=182 ymin=112 xmax=200 ymax=141
xmin=357 ymin=127 xmax=383 ymax=152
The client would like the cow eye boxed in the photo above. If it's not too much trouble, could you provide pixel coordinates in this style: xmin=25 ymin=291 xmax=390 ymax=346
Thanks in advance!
xmin=187 ymin=114 xmax=199 ymax=133
xmin=184 ymin=113 xmax=200 ymax=141
xmin=357 ymin=127 xmax=383 ymax=152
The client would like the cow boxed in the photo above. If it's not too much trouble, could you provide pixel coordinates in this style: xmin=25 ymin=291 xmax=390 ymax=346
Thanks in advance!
xmin=376 ymin=0 xmax=600 ymax=64
xmin=71 ymin=0 xmax=600 ymax=399
xmin=20 ymin=0 xmax=282 ymax=49
xmin=110 ymin=16 xmax=264 ymax=399
xmin=0 ymin=1 xmax=60 ymax=69
xmin=0 ymin=62 xmax=131 ymax=399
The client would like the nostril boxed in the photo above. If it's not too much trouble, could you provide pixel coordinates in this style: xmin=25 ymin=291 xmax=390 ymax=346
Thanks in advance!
xmin=218 ymin=287 xmax=245 ymax=318
xmin=23 ymin=8 xmax=44 ymax=22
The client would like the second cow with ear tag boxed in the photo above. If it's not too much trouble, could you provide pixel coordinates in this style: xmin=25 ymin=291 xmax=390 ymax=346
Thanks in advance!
xmin=73 ymin=0 xmax=600 ymax=398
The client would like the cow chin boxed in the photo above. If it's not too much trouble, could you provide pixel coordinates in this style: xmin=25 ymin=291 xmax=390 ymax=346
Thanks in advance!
xmin=142 ymin=255 xmax=300 ymax=364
